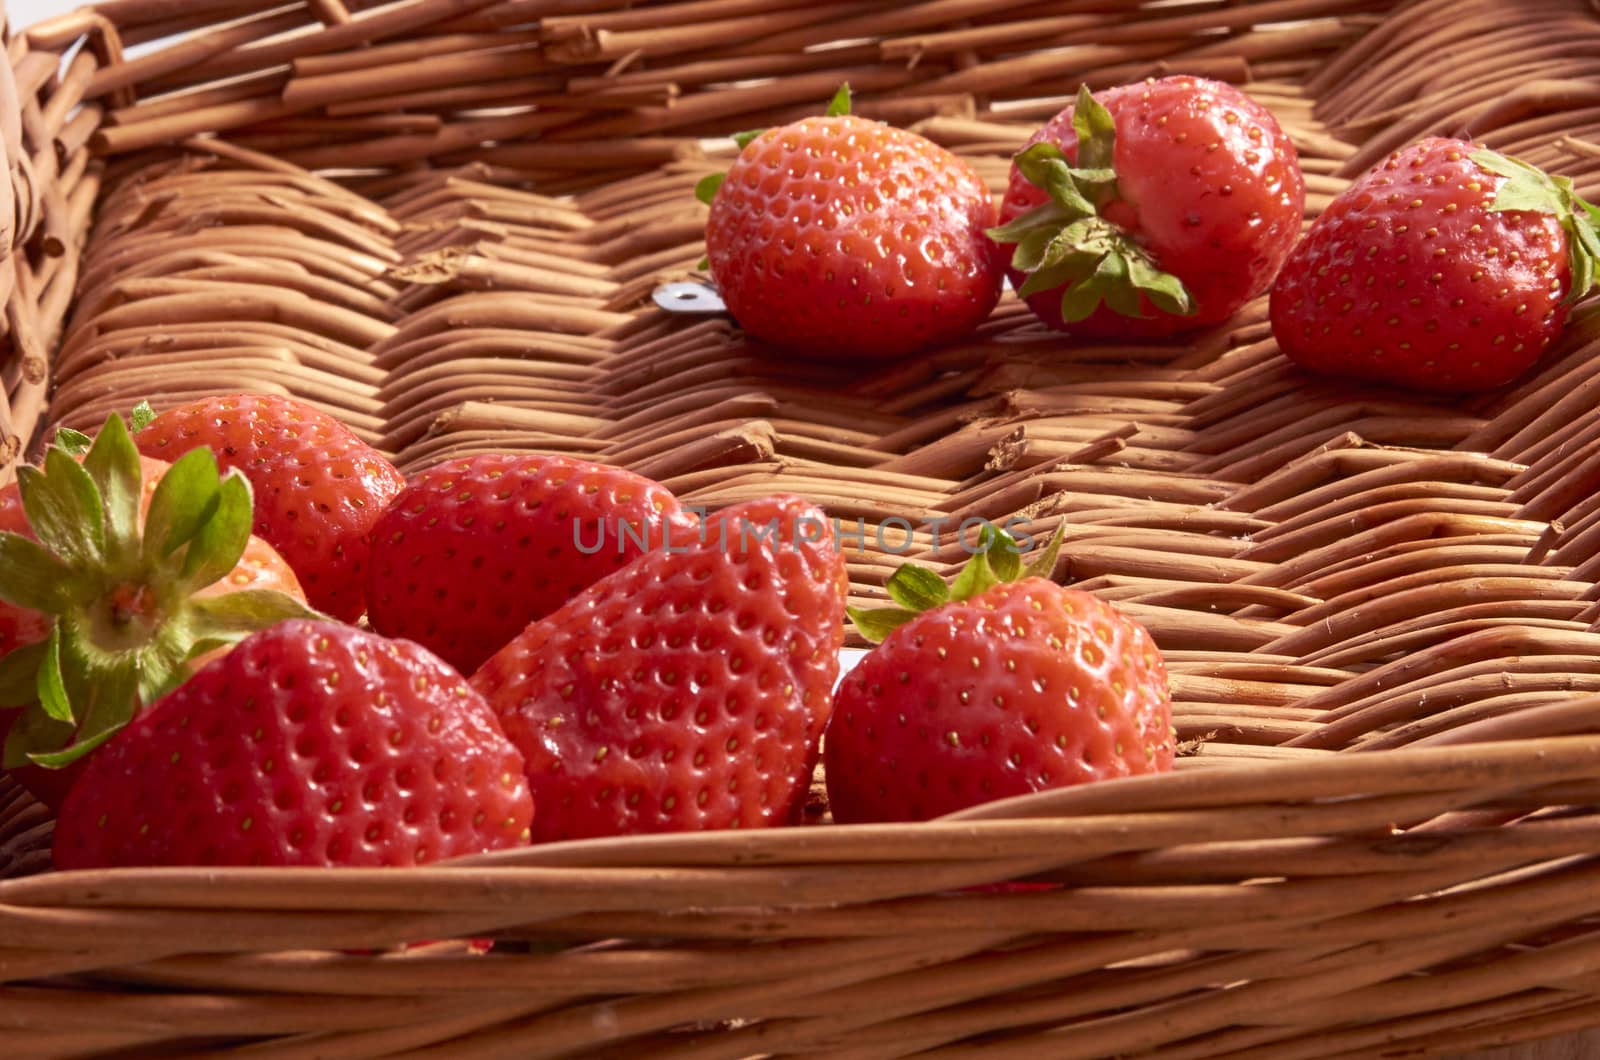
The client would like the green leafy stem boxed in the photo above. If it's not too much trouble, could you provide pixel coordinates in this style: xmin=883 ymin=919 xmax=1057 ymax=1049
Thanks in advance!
xmin=0 ymin=408 xmax=320 ymax=769
xmin=849 ymin=524 xmax=1066 ymax=644
xmin=1475 ymin=148 xmax=1600 ymax=304
xmin=986 ymin=84 xmax=1194 ymax=324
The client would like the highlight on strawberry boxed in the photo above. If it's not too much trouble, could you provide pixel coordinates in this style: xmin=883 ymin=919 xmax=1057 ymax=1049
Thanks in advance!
xmin=135 ymin=393 xmax=405 ymax=623
xmin=698 ymin=84 xmax=1006 ymax=360
xmin=992 ymin=76 xmax=1305 ymax=339
xmin=365 ymin=452 xmax=696 ymax=677
xmin=0 ymin=409 xmax=318 ymax=809
xmin=51 ymin=619 xmax=534 ymax=870
xmin=470 ymin=495 xmax=848 ymax=843
xmin=1270 ymin=136 xmax=1600 ymax=392
xmin=825 ymin=526 xmax=1174 ymax=823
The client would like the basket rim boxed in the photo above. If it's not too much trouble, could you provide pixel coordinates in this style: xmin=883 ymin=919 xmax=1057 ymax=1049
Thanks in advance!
xmin=7 ymin=733 xmax=1600 ymax=888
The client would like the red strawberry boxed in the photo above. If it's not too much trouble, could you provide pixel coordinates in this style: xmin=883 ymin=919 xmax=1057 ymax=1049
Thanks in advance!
xmin=0 ymin=414 xmax=312 ymax=811
xmin=0 ymin=497 xmax=52 ymax=662
xmin=52 ymin=619 xmax=533 ymax=869
xmin=470 ymin=495 xmax=846 ymax=843
xmin=366 ymin=453 xmax=696 ymax=677
xmin=136 ymin=394 xmax=405 ymax=622
xmin=824 ymin=531 xmax=1173 ymax=823
xmin=1 ymin=477 xmax=65 ymax=810
xmin=993 ymin=77 xmax=1304 ymax=338
xmin=701 ymin=85 xmax=1004 ymax=359
xmin=1270 ymin=137 xmax=1600 ymax=391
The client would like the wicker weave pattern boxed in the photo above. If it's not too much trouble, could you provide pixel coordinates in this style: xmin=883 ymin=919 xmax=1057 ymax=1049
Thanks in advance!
xmin=4 ymin=0 xmax=1600 ymax=1056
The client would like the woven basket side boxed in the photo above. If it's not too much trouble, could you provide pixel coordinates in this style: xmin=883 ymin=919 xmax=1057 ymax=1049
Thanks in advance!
xmin=39 ymin=1 xmax=1415 ymax=177
xmin=5 ymin=737 xmax=1600 ymax=1058
xmin=0 ymin=0 xmax=101 ymax=484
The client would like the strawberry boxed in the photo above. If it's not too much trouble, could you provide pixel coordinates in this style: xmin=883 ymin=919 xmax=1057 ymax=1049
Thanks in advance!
xmin=366 ymin=453 xmax=696 ymax=677
xmin=824 ymin=530 xmax=1173 ymax=823
xmin=0 ymin=413 xmax=313 ymax=810
xmin=470 ymin=495 xmax=846 ymax=843
xmin=700 ymin=85 xmax=1004 ymax=359
xmin=0 ymin=484 xmax=65 ymax=810
xmin=136 ymin=394 xmax=405 ymax=622
xmin=52 ymin=619 xmax=533 ymax=869
xmin=992 ymin=77 xmax=1304 ymax=338
xmin=0 ymin=498 xmax=52 ymax=663
xmin=1269 ymin=137 xmax=1600 ymax=391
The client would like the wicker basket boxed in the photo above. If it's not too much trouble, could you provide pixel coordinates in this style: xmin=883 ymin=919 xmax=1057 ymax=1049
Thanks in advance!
xmin=7 ymin=0 xmax=1600 ymax=1056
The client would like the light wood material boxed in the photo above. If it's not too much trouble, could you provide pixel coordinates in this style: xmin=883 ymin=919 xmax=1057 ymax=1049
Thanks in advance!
xmin=4 ymin=0 xmax=1600 ymax=1055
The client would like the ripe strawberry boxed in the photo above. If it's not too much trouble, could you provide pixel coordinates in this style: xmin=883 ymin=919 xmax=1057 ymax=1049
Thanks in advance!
xmin=0 ymin=489 xmax=64 ymax=810
xmin=825 ymin=530 xmax=1173 ymax=823
xmin=136 ymin=394 xmax=405 ymax=622
xmin=0 ymin=497 xmax=51 ymax=662
xmin=52 ymin=619 xmax=533 ymax=868
xmin=1270 ymin=137 xmax=1600 ymax=391
xmin=470 ymin=495 xmax=846 ymax=843
xmin=366 ymin=453 xmax=696 ymax=677
xmin=700 ymin=85 xmax=1004 ymax=359
xmin=0 ymin=413 xmax=312 ymax=810
xmin=993 ymin=77 xmax=1304 ymax=338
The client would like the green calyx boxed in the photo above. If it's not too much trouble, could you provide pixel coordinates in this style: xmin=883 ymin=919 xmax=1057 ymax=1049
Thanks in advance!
xmin=847 ymin=524 xmax=1066 ymax=644
xmin=51 ymin=400 xmax=154 ymax=459
xmin=987 ymin=84 xmax=1194 ymax=324
xmin=693 ymin=83 xmax=855 ymax=271
xmin=1474 ymin=148 xmax=1600 ymax=305
xmin=0 ymin=409 xmax=319 ymax=769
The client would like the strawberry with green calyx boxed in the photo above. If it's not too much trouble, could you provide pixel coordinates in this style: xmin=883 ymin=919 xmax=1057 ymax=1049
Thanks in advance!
xmin=1270 ymin=137 xmax=1600 ymax=392
xmin=0 ymin=410 xmax=317 ymax=795
xmin=989 ymin=87 xmax=1194 ymax=327
xmin=1479 ymin=151 xmax=1600 ymax=299
xmin=688 ymin=89 xmax=843 ymax=271
xmin=992 ymin=77 xmax=1304 ymax=338
xmin=825 ymin=525 xmax=1174 ymax=823
xmin=53 ymin=619 xmax=534 ymax=870
xmin=135 ymin=393 xmax=406 ymax=623
xmin=844 ymin=524 xmax=1067 ymax=644
xmin=698 ymin=83 xmax=1005 ymax=359
xmin=693 ymin=84 xmax=853 ymax=216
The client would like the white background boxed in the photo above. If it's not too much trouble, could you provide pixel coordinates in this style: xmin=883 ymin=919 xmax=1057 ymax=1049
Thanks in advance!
xmin=10 ymin=1 xmax=71 ymax=29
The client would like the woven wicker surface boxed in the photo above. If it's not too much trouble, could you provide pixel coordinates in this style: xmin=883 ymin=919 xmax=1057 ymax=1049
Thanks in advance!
xmin=5 ymin=0 xmax=1600 ymax=1056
